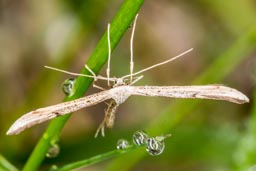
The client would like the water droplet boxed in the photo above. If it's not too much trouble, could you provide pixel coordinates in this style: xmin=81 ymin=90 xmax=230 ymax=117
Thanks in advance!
xmin=62 ymin=78 xmax=76 ymax=95
xmin=49 ymin=165 xmax=58 ymax=171
xmin=133 ymin=130 xmax=149 ymax=146
xmin=146 ymin=137 xmax=165 ymax=156
xmin=46 ymin=144 xmax=60 ymax=158
xmin=116 ymin=139 xmax=130 ymax=150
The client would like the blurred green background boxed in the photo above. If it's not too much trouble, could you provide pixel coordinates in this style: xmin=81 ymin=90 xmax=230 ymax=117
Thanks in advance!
xmin=0 ymin=0 xmax=255 ymax=170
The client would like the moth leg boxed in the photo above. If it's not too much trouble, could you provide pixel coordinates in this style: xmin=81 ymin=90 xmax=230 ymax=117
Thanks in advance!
xmin=94 ymin=119 xmax=106 ymax=138
xmin=84 ymin=65 xmax=98 ymax=80
xmin=94 ymin=100 xmax=117 ymax=138
xmin=94 ymin=107 xmax=110 ymax=138
xmin=105 ymin=100 xmax=117 ymax=128
xmin=84 ymin=64 xmax=106 ymax=90
xmin=93 ymin=84 xmax=106 ymax=91
xmin=95 ymin=108 xmax=107 ymax=138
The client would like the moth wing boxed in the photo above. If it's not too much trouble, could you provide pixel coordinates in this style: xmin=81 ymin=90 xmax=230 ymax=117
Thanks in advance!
xmin=130 ymin=85 xmax=249 ymax=104
xmin=7 ymin=90 xmax=112 ymax=135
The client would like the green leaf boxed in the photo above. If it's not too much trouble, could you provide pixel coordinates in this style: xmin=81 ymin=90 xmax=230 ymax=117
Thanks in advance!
xmin=0 ymin=155 xmax=19 ymax=171
xmin=55 ymin=146 xmax=138 ymax=171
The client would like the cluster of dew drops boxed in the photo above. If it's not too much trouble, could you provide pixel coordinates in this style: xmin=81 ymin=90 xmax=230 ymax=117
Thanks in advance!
xmin=117 ymin=130 xmax=171 ymax=156
xmin=45 ymin=131 xmax=171 ymax=159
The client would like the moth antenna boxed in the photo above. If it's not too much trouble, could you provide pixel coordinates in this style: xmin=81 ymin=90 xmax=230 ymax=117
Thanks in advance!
xmin=45 ymin=66 xmax=112 ymax=81
xmin=122 ymin=48 xmax=193 ymax=79
xmin=106 ymin=23 xmax=111 ymax=86
xmin=45 ymin=66 xmax=95 ymax=78
xmin=130 ymin=14 xmax=139 ymax=84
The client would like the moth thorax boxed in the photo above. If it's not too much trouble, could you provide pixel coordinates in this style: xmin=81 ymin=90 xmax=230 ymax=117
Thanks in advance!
xmin=111 ymin=86 xmax=131 ymax=105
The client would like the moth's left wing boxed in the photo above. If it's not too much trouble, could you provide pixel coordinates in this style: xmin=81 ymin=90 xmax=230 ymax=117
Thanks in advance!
xmin=7 ymin=90 xmax=112 ymax=135
xmin=130 ymin=85 xmax=249 ymax=104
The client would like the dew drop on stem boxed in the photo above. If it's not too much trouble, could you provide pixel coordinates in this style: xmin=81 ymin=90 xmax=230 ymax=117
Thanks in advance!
xmin=145 ymin=137 xmax=165 ymax=156
xmin=49 ymin=165 xmax=58 ymax=171
xmin=116 ymin=139 xmax=130 ymax=150
xmin=46 ymin=144 xmax=60 ymax=158
xmin=62 ymin=78 xmax=76 ymax=96
xmin=133 ymin=130 xmax=149 ymax=146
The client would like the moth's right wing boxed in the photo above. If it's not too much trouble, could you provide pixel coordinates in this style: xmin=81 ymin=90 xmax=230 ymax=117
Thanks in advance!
xmin=7 ymin=90 xmax=112 ymax=135
xmin=130 ymin=85 xmax=249 ymax=104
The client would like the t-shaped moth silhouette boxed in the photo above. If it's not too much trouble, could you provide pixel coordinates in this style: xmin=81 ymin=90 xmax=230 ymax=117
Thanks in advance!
xmin=6 ymin=14 xmax=249 ymax=137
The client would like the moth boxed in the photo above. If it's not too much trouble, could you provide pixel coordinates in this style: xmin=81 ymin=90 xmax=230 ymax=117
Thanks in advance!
xmin=6 ymin=14 xmax=249 ymax=137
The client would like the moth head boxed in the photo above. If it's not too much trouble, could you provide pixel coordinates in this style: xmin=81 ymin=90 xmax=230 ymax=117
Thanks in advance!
xmin=112 ymin=78 xmax=126 ymax=87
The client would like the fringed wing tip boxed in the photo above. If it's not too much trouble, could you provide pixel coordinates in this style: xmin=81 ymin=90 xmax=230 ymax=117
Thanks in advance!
xmin=6 ymin=110 xmax=56 ymax=135
xmin=6 ymin=127 xmax=18 ymax=135
xmin=6 ymin=91 xmax=112 ymax=136
xmin=238 ymin=94 xmax=249 ymax=104
xmin=6 ymin=120 xmax=25 ymax=135
xmin=230 ymin=88 xmax=249 ymax=104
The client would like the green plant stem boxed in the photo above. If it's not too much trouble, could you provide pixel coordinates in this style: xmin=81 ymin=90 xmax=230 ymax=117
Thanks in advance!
xmin=0 ymin=155 xmax=19 ymax=171
xmin=22 ymin=0 xmax=144 ymax=170
xmin=106 ymin=24 xmax=256 ymax=171
xmin=54 ymin=145 xmax=138 ymax=171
